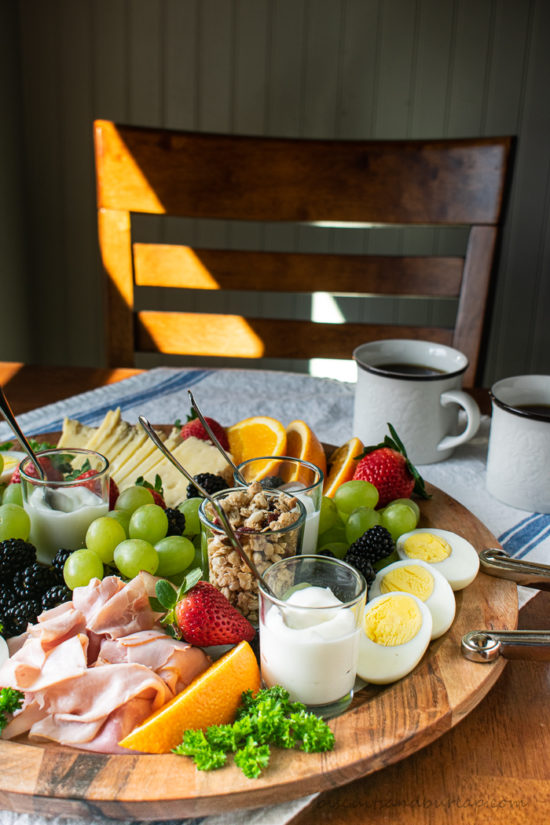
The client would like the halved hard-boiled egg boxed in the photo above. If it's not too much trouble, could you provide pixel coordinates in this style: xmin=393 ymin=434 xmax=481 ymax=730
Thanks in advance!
xmin=357 ymin=592 xmax=432 ymax=684
xmin=369 ymin=559 xmax=455 ymax=639
xmin=396 ymin=528 xmax=479 ymax=591
xmin=0 ymin=451 xmax=25 ymax=484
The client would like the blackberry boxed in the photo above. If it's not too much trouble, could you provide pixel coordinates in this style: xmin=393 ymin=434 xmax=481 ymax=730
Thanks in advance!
xmin=14 ymin=562 xmax=58 ymax=599
xmin=52 ymin=548 xmax=73 ymax=580
xmin=259 ymin=475 xmax=285 ymax=489
xmin=5 ymin=599 xmax=42 ymax=636
xmin=186 ymin=473 xmax=228 ymax=499
xmin=343 ymin=547 xmax=376 ymax=585
xmin=41 ymin=583 xmax=73 ymax=611
xmin=348 ymin=525 xmax=395 ymax=565
xmin=0 ymin=538 xmax=36 ymax=576
xmin=165 ymin=507 xmax=186 ymax=536
xmin=0 ymin=584 xmax=17 ymax=614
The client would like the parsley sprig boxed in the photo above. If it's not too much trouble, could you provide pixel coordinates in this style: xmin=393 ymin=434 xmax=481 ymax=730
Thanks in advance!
xmin=0 ymin=688 xmax=24 ymax=733
xmin=172 ymin=685 xmax=335 ymax=779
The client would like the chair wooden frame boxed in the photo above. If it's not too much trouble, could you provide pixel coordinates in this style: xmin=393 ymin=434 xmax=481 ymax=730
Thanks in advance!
xmin=94 ymin=120 xmax=514 ymax=386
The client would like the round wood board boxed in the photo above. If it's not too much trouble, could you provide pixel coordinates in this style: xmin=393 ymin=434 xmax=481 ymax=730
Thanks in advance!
xmin=0 ymin=435 xmax=518 ymax=820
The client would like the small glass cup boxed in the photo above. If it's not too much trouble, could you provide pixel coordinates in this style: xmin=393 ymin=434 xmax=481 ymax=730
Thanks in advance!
xmin=20 ymin=448 xmax=110 ymax=564
xmin=234 ymin=456 xmax=324 ymax=554
xmin=258 ymin=554 xmax=367 ymax=718
xmin=199 ymin=485 xmax=306 ymax=623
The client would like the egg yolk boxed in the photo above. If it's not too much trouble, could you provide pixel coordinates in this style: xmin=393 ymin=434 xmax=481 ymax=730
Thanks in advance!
xmin=364 ymin=594 xmax=422 ymax=646
xmin=403 ymin=532 xmax=452 ymax=562
xmin=380 ymin=564 xmax=434 ymax=601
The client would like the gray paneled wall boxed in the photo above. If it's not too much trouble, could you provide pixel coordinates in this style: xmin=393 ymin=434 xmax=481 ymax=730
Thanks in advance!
xmin=2 ymin=0 xmax=549 ymax=384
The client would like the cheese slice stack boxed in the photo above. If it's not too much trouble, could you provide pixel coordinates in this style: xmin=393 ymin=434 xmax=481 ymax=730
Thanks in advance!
xmin=57 ymin=409 xmax=232 ymax=506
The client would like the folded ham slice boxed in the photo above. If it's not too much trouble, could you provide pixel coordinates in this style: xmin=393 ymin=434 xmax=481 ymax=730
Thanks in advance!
xmin=0 ymin=574 xmax=210 ymax=753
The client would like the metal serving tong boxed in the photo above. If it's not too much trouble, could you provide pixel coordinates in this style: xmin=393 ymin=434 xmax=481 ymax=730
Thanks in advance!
xmin=138 ymin=415 xmax=276 ymax=598
xmin=0 ymin=385 xmax=45 ymax=479
xmin=462 ymin=548 xmax=550 ymax=663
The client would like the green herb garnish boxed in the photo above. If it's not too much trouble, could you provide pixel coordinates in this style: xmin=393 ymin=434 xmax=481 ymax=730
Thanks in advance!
xmin=0 ymin=688 xmax=24 ymax=733
xmin=172 ymin=685 xmax=335 ymax=779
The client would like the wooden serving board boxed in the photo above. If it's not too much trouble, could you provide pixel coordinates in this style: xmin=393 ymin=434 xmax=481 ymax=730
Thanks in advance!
xmin=0 ymin=437 xmax=518 ymax=820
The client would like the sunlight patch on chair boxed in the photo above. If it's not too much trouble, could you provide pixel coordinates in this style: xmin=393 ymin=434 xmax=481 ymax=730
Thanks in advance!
xmin=309 ymin=358 xmax=357 ymax=381
xmin=312 ymin=293 xmax=346 ymax=324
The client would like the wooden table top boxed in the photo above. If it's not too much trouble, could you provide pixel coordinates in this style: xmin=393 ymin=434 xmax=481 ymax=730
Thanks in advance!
xmin=0 ymin=361 xmax=543 ymax=823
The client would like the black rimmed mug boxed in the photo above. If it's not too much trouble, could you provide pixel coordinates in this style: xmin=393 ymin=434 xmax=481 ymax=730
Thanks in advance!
xmin=353 ymin=340 xmax=481 ymax=464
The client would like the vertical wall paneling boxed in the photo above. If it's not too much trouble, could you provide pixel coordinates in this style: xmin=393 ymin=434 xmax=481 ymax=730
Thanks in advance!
xmin=4 ymin=0 xmax=550 ymax=384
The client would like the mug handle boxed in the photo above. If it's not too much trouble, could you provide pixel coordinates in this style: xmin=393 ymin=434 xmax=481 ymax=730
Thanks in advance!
xmin=437 ymin=390 xmax=481 ymax=453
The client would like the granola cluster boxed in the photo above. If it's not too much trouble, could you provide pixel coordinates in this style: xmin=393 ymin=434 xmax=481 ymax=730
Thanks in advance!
xmin=203 ymin=482 xmax=302 ymax=620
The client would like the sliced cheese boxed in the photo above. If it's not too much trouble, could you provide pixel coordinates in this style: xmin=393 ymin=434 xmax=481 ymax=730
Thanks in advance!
xmin=122 ymin=428 xmax=182 ymax=489
xmin=113 ymin=427 xmax=173 ymax=488
xmin=84 ymin=408 xmax=122 ymax=452
xmin=140 ymin=436 xmax=233 ymax=507
xmin=109 ymin=429 xmax=149 ymax=478
xmin=88 ymin=419 xmax=138 ymax=466
xmin=57 ymin=418 xmax=97 ymax=449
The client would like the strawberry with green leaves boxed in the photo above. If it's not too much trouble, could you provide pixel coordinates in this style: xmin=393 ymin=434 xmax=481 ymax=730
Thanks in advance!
xmin=352 ymin=424 xmax=430 ymax=508
xmin=180 ymin=410 xmax=229 ymax=451
xmin=154 ymin=569 xmax=255 ymax=647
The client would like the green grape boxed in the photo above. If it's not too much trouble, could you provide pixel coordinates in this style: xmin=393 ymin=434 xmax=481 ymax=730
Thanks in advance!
xmin=316 ymin=525 xmax=348 ymax=549
xmin=389 ymin=497 xmax=420 ymax=523
xmin=0 ymin=503 xmax=31 ymax=541
xmin=129 ymin=503 xmax=168 ymax=544
xmin=114 ymin=485 xmax=154 ymax=514
xmin=106 ymin=509 xmax=131 ymax=536
xmin=64 ymin=548 xmax=104 ymax=589
xmin=333 ymin=480 xmax=379 ymax=513
xmin=114 ymin=538 xmax=159 ymax=578
xmin=318 ymin=496 xmax=339 ymax=535
xmin=381 ymin=502 xmax=418 ymax=541
xmin=317 ymin=541 xmax=349 ymax=560
xmin=178 ymin=497 xmax=202 ymax=537
xmin=86 ymin=516 xmax=127 ymax=564
xmin=345 ymin=507 xmax=382 ymax=544
xmin=3 ymin=483 xmax=23 ymax=506
xmin=154 ymin=535 xmax=195 ymax=577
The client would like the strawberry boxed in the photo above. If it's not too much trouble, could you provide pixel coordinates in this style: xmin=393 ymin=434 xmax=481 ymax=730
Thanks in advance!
xmin=135 ymin=475 xmax=166 ymax=508
xmin=175 ymin=580 xmax=255 ymax=646
xmin=11 ymin=456 xmax=61 ymax=484
xmin=75 ymin=468 xmax=118 ymax=507
xmin=352 ymin=424 xmax=430 ymax=508
xmin=180 ymin=410 xmax=229 ymax=451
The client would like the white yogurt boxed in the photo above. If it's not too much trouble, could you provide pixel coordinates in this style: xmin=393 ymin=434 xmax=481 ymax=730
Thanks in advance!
xmin=24 ymin=485 xmax=108 ymax=564
xmin=260 ymin=585 xmax=360 ymax=706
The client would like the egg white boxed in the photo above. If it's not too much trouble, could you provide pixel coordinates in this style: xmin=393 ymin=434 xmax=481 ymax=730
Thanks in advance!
xmin=357 ymin=592 xmax=432 ymax=684
xmin=396 ymin=528 xmax=480 ymax=591
xmin=0 ymin=451 xmax=25 ymax=484
xmin=369 ymin=559 xmax=455 ymax=639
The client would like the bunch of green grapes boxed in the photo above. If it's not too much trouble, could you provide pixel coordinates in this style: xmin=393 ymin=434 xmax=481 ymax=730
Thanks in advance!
xmin=316 ymin=480 xmax=420 ymax=560
xmin=63 ymin=486 xmax=205 ymax=590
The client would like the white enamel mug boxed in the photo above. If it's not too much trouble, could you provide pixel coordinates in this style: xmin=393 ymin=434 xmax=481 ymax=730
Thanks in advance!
xmin=353 ymin=340 xmax=481 ymax=465
xmin=486 ymin=375 xmax=550 ymax=513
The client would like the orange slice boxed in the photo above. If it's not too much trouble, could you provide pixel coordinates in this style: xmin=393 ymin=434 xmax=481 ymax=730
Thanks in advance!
xmin=226 ymin=416 xmax=287 ymax=478
xmin=118 ymin=641 xmax=261 ymax=754
xmin=323 ymin=437 xmax=365 ymax=498
xmin=284 ymin=420 xmax=327 ymax=484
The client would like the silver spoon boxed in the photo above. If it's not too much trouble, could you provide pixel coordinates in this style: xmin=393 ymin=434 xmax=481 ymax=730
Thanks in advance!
xmin=187 ymin=390 xmax=244 ymax=481
xmin=0 ymin=386 xmax=45 ymax=480
xmin=138 ymin=415 xmax=276 ymax=597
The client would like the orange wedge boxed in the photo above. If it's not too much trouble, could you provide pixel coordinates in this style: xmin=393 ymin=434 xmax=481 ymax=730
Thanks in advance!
xmin=284 ymin=420 xmax=327 ymax=484
xmin=323 ymin=437 xmax=365 ymax=498
xmin=118 ymin=641 xmax=261 ymax=754
xmin=226 ymin=415 xmax=287 ymax=478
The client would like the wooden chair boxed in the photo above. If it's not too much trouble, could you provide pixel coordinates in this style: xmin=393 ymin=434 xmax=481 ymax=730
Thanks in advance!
xmin=93 ymin=120 xmax=514 ymax=386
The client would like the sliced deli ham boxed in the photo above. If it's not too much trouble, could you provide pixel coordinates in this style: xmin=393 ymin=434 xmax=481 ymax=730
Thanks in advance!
xmin=0 ymin=574 xmax=211 ymax=753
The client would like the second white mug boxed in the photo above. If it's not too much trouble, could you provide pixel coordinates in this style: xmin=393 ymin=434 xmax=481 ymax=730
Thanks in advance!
xmin=353 ymin=340 xmax=481 ymax=465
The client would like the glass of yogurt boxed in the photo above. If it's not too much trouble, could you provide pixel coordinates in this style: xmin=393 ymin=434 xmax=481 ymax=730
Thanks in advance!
xmin=234 ymin=457 xmax=324 ymax=554
xmin=259 ymin=555 xmax=367 ymax=718
xmin=20 ymin=448 xmax=110 ymax=564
